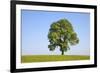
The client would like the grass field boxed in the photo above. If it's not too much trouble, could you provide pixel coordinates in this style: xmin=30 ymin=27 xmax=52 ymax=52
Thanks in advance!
xmin=21 ymin=55 xmax=90 ymax=63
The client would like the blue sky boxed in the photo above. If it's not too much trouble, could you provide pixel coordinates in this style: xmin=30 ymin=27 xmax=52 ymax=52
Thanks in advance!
xmin=21 ymin=10 xmax=90 ymax=55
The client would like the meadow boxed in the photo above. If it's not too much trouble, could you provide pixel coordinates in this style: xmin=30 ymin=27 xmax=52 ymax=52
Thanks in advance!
xmin=21 ymin=55 xmax=90 ymax=63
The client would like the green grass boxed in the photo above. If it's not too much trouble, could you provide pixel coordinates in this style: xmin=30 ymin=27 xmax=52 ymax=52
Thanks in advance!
xmin=21 ymin=55 xmax=90 ymax=63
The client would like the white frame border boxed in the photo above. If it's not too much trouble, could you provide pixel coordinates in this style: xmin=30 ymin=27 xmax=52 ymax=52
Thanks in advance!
xmin=16 ymin=4 xmax=95 ymax=69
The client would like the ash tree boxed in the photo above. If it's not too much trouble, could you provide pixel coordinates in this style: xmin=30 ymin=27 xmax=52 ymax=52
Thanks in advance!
xmin=48 ymin=18 xmax=79 ymax=55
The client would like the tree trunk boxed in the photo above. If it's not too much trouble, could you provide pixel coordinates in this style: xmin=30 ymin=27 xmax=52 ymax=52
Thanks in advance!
xmin=61 ymin=50 xmax=64 ymax=55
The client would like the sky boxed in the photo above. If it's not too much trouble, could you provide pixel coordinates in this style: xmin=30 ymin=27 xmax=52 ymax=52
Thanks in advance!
xmin=21 ymin=9 xmax=90 ymax=56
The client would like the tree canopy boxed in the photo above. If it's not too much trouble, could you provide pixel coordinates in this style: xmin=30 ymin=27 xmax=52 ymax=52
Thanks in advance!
xmin=48 ymin=18 xmax=79 ymax=55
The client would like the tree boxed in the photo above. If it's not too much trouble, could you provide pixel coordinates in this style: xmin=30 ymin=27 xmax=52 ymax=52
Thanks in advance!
xmin=48 ymin=18 xmax=79 ymax=55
